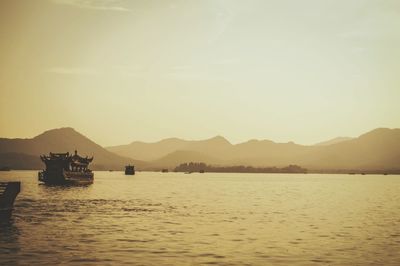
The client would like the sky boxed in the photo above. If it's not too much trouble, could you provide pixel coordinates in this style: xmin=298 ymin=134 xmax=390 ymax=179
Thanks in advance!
xmin=0 ymin=0 xmax=399 ymax=146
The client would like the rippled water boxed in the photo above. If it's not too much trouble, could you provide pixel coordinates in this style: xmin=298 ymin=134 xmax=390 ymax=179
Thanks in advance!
xmin=1 ymin=171 xmax=400 ymax=265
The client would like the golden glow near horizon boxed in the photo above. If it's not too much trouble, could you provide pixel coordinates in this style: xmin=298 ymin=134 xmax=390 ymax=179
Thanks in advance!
xmin=0 ymin=0 xmax=399 ymax=146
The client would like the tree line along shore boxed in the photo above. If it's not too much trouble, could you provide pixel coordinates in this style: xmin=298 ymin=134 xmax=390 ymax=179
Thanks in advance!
xmin=173 ymin=162 xmax=307 ymax=174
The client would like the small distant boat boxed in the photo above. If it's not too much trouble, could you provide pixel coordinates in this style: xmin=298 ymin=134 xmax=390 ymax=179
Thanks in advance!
xmin=199 ymin=170 xmax=205 ymax=173
xmin=0 ymin=182 xmax=20 ymax=220
xmin=38 ymin=150 xmax=94 ymax=185
xmin=161 ymin=169 xmax=168 ymax=173
xmin=125 ymin=165 xmax=135 ymax=175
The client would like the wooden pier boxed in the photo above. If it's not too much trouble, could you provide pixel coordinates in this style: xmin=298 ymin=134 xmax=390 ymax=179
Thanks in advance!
xmin=0 ymin=182 xmax=21 ymax=220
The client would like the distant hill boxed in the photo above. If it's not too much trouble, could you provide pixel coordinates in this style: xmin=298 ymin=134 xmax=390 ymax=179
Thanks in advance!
xmin=107 ymin=136 xmax=233 ymax=162
xmin=315 ymin=137 xmax=353 ymax=146
xmin=303 ymin=128 xmax=400 ymax=171
xmin=0 ymin=127 xmax=143 ymax=170
xmin=0 ymin=153 xmax=42 ymax=170
xmin=108 ymin=128 xmax=400 ymax=172
xmin=107 ymin=138 xmax=191 ymax=162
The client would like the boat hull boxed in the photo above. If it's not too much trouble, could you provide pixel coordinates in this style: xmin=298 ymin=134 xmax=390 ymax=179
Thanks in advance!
xmin=125 ymin=170 xmax=135 ymax=175
xmin=39 ymin=170 xmax=94 ymax=185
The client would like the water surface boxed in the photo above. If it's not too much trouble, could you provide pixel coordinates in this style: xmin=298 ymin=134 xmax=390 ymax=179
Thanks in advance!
xmin=1 ymin=171 xmax=400 ymax=265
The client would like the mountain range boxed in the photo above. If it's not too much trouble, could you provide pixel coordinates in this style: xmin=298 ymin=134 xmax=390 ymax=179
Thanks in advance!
xmin=107 ymin=128 xmax=400 ymax=172
xmin=1 ymin=127 xmax=399 ymax=173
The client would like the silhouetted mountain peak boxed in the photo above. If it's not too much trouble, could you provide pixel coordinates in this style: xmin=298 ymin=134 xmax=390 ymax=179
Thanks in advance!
xmin=358 ymin=128 xmax=400 ymax=141
xmin=243 ymin=139 xmax=260 ymax=144
xmin=34 ymin=127 xmax=80 ymax=139
xmin=207 ymin=135 xmax=231 ymax=145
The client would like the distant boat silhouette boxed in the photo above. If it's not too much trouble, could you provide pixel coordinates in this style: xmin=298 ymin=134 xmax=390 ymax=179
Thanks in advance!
xmin=125 ymin=165 xmax=135 ymax=175
xmin=161 ymin=169 xmax=168 ymax=173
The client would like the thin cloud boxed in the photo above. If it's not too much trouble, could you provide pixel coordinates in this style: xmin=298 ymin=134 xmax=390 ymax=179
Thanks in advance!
xmin=45 ymin=67 xmax=98 ymax=75
xmin=45 ymin=66 xmax=149 ymax=78
xmin=210 ymin=58 xmax=239 ymax=65
xmin=51 ymin=0 xmax=131 ymax=12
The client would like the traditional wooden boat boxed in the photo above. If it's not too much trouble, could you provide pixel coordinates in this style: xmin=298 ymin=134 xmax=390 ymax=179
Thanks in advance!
xmin=38 ymin=150 xmax=94 ymax=185
xmin=125 ymin=165 xmax=135 ymax=175
xmin=0 ymin=182 xmax=20 ymax=220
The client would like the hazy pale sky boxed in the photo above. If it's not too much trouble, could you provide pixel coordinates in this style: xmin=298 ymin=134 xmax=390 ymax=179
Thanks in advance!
xmin=0 ymin=0 xmax=399 ymax=146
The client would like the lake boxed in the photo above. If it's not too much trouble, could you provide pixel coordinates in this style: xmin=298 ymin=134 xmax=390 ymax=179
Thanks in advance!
xmin=1 ymin=171 xmax=400 ymax=265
